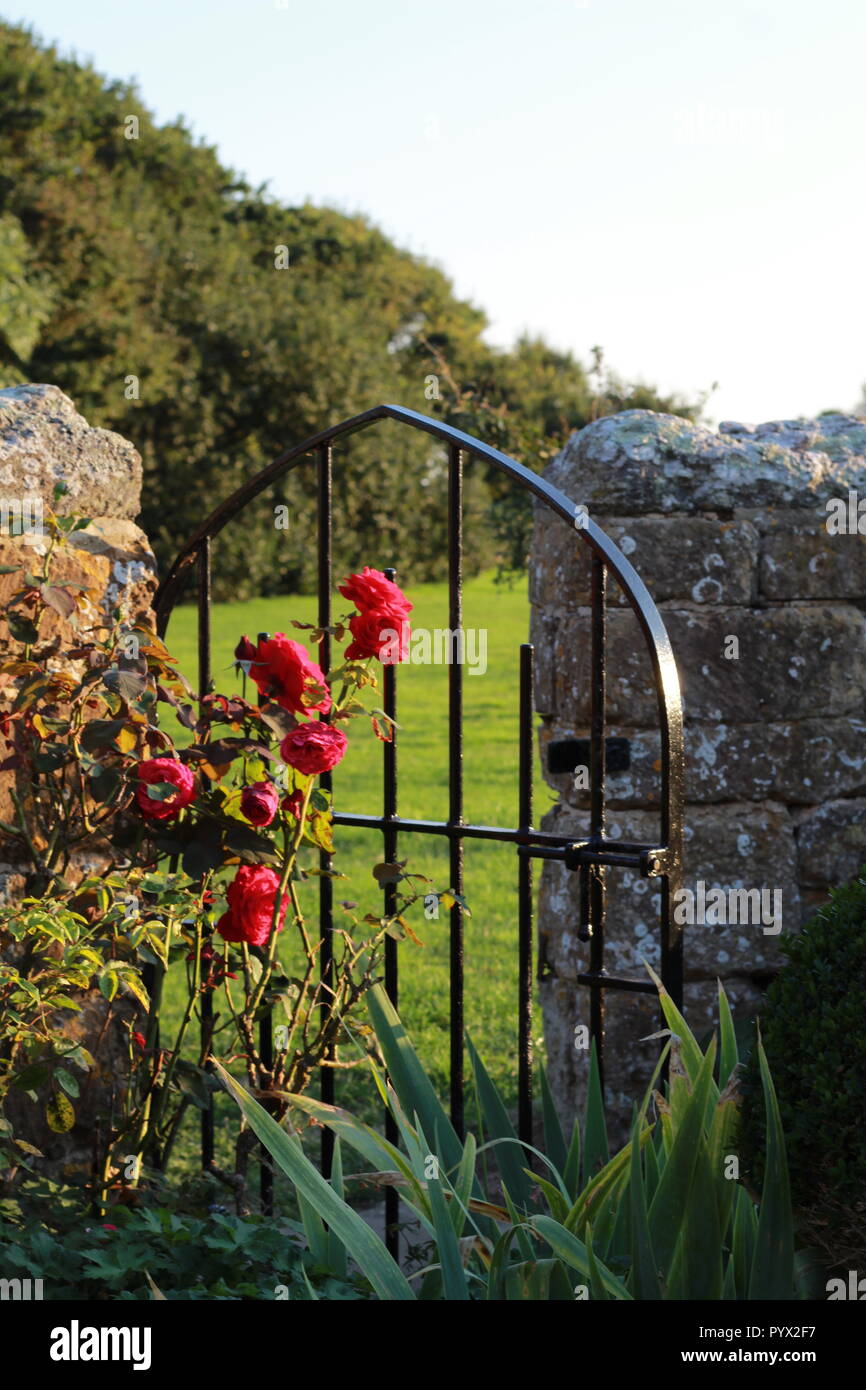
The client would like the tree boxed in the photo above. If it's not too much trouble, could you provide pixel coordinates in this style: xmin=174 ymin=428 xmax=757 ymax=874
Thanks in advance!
xmin=0 ymin=21 xmax=697 ymax=597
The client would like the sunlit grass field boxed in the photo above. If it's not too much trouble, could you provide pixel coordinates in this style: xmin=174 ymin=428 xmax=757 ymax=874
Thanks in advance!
xmin=160 ymin=570 xmax=556 ymax=1183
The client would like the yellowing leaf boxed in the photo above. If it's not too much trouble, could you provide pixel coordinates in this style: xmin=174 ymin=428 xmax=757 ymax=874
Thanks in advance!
xmin=45 ymin=1092 xmax=75 ymax=1133
xmin=118 ymin=972 xmax=150 ymax=1009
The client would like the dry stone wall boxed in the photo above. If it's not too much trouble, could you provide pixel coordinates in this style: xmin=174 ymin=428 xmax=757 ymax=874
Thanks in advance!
xmin=0 ymin=384 xmax=157 ymax=1176
xmin=0 ymin=383 xmax=157 ymax=901
xmin=530 ymin=409 xmax=866 ymax=1139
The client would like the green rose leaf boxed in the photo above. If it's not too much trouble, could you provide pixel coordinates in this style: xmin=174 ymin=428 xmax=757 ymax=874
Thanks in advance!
xmin=55 ymin=1069 xmax=80 ymax=1098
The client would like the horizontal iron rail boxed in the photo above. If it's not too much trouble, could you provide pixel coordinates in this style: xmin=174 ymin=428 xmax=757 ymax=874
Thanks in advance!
xmin=333 ymin=810 xmax=670 ymax=883
xmin=331 ymin=811 xmax=564 ymax=842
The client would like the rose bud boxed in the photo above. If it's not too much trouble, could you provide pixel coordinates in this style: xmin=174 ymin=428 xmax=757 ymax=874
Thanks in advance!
xmin=234 ymin=635 xmax=258 ymax=665
xmin=240 ymin=780 xmax=279 ymax=827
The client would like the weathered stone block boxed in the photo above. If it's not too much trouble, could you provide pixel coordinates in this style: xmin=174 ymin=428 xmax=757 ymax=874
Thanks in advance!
xmin=545 ymin=410 xmax=866 ymax=517
xmin=531 ymin=512 xmax=758 ymax=610
xmin=536 ymin=605 xmax=866 ymax=726
xmin=0 ymin=383 xmax=142 ymax=519
xmin=538 ymin=801 xmax=798 ymax=986
xmin=72 ymin=519 xmax=158 ymax=625
xmin=760 ymin=514 xmax=866 ymax=600
xmin=796 ymin=798 xmax=866 ymax=889
xmin=539 ymin=717 xmax=866 ymax=808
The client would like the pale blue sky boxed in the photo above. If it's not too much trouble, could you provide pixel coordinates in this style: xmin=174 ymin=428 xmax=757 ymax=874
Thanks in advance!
xmin=7 ymin=0 xmax=866 ymax=424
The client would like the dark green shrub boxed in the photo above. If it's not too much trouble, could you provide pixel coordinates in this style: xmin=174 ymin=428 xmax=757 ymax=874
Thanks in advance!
xmin=740 ymin=871 xmax=866 ymax=1267
xmin=0 ymin=1180 xmax=369 ymax=1300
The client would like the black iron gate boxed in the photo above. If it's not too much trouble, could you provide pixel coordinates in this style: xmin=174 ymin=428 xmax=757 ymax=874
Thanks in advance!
xmin=154 ymin=404 xmax=684 ymax=1238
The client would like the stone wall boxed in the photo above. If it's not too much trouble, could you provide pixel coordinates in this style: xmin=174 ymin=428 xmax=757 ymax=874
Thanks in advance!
xmin=530 ymin=409 xmax=866 ymax=1138
xmin=0 ymin=384 xmax=158 ymax=1175
xmin=0 ymin=383 xmax=157 ymax=900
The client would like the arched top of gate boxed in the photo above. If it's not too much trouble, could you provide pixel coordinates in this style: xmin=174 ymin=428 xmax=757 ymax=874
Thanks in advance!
xmin=156 ymin=402 xmax=674 ymax=674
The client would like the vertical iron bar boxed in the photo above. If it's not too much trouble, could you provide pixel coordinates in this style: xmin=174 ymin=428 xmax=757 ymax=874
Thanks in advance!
xmin=317 ymin=441 xmax=335 ymax=1179
xmin=517 ymin=643 xmax=534 ymax=1151
xmin=588 ymin=554 xmax=607 ymax=1089
xmin=382 ymin=568 xmax=400 ymax=1260
xmin=197 ymin=539 xmax=214 ymax=1173
xmin=448 ymin=444 xmax=465 ymax=1138
xmin=659 ymin=661 xmax=685 ymax=1015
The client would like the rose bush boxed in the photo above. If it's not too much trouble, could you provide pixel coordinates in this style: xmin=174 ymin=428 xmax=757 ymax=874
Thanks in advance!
xmin=0 ymin=529 xmax=454 ymax=1213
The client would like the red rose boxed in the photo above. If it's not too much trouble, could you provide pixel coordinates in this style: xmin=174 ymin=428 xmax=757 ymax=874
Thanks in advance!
xmin=135 ymin=757 xmax=196 ymax=820
xmin=240 ymin=780 xmax=279 ymax=827
xmin=280 ymin=723 xmax=347 ymax=776
xmin=216 ymin=865 xmax=288 ymax=948
xmin=338 ymin=568 xmax=412 ymax=621
xmin=238 ymin=633 xmax=330 ymax=716
xmin=345 ymin=611 xmax=410 ymax=664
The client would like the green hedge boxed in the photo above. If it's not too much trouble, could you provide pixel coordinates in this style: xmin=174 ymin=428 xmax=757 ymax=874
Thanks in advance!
xmin=740 ymin=871 xmax=866 ymax=1267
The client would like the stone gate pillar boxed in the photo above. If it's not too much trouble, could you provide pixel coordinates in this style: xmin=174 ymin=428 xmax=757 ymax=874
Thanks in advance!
xmin=0 ymin=383 xmax=158 ymax=1173
xmin=530 ymin=409 xmax=866 ymax=1139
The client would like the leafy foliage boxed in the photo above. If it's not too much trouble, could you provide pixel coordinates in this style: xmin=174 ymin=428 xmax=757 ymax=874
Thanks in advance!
xmin=220 ymin=973 xmax=802 ymax=1300
xmin=740 ymin=870 xmax=866 ymax=1268
xmin=0 ymin=892 xmax=146 ymax=1174
xmin=0 ymin=21 xmax=697 ymax=598
xmin=0 ymin=1184 xmax=364 ymax=1299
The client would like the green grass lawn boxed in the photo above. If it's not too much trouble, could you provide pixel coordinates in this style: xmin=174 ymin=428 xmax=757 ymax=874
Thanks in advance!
xmin=160 ymin=570 xmax=557 ymax=1184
